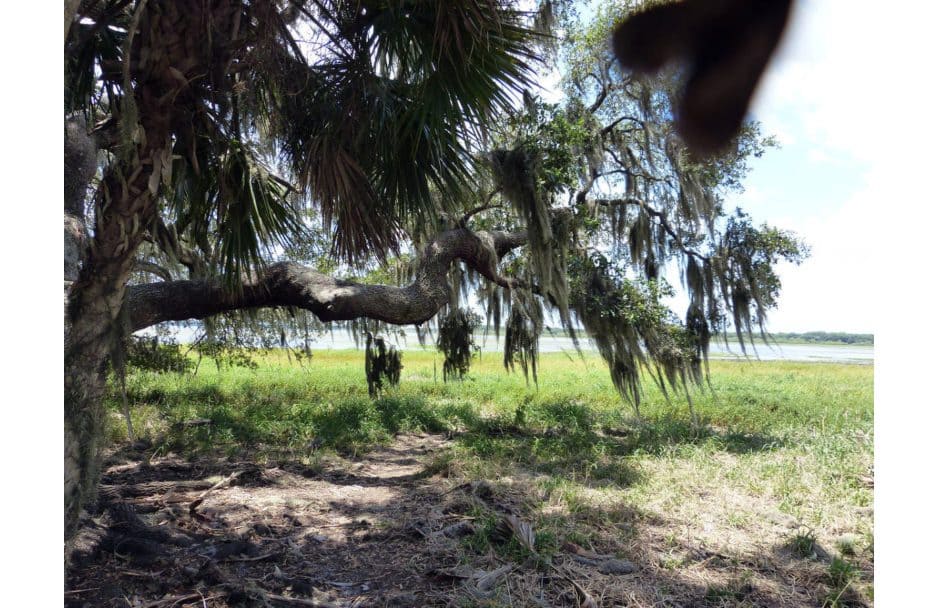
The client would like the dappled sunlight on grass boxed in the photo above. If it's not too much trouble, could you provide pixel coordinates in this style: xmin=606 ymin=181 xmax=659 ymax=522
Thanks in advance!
xmin=110 ymin=349 xmax=872 ymax=465
xmin=101 ymin=349 xmax=873 ymax=607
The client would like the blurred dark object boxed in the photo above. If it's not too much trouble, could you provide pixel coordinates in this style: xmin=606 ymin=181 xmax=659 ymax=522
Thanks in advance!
xmin=613 ymin=0 xmax=794 ymax=156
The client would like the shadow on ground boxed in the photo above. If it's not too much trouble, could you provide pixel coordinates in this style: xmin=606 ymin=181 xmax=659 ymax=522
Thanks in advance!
xmin=68 ymin=380 xmax=871 ymax=607
xmin=65 ymin=418 xmax=865 ymax=608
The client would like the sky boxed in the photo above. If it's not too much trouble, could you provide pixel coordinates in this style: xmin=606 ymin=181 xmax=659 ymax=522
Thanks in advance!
xmin=635 ymin=0 xmax=899 ymax=335
xmin=715 ymin=0 xmax=883 ymax=333
xmin=539 ymin=0 xmax=889 ymax=334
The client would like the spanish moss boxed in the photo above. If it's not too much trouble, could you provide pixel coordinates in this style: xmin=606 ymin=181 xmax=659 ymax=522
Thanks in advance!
xmin=504 ymin=290 xmax=543 ymax=386
xmin=364 ymin=333 xmax=403 ymax=398
xmin=437 ymin=308 xmax=482 ymax=382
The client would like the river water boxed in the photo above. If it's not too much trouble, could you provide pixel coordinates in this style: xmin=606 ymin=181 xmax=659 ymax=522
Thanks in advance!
xmin=302 ymin=330 xmax=874 ymax=364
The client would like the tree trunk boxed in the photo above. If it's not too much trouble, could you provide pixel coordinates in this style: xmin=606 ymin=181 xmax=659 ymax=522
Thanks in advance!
xmin=64 ymin=0 xmax=241 ymax=538
xmin=65 ymin=268 xmax=129 ymax=536
xmin=64 ymin=145 xmax=163 ymax=537
xmin=64 ymin=0 xmax=82 ymax=43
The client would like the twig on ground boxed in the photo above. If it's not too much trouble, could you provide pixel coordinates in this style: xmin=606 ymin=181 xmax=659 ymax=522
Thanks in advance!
xmin=63 ymin=588 xmax=99 ymax=595
xmin=138 ymin=593 xmax=222 ymax=608
xmin=188 ymin=470 xmax=244 ymax=518
xmin=120 ymin=569 xmax=167 ymax=577
xmin=249 ymin=590 xmax=342 ymax=607
xmin=551 ymin=565 xmax=598 ymax=608
xmin=222 ymin=549 xmax=284 ymax=562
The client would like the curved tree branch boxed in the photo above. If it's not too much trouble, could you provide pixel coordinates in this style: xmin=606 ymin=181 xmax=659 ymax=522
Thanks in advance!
xmin=595 ymin=197 xmax=708 ymax=262
xmin=586 ymin=72 xmax=608 ymax=114
xmin=132 ymin=259 xmax=173 ymax=282
xmin=126 ymin=226 xmax=529 ymax=332
xmin=458 ymin=191 xmax=501 ymax=227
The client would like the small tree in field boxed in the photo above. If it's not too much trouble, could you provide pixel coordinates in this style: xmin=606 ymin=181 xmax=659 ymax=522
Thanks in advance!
xmin=64 ymin=0 xmax=804 ymax=538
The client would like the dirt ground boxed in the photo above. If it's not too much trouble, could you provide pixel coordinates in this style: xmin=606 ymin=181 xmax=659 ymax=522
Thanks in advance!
xmin=66 ymin=433 xmax=870 ymax=607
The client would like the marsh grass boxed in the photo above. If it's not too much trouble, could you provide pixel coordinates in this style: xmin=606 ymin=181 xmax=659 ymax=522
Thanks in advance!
xmin=105 ymin=348 xmax=874 ymax=605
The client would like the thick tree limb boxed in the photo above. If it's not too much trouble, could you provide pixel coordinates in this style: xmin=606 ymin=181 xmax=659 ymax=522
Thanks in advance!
xmin=126 ymin=227 xmax=529 ymax=332
xmin=65 ymin=114 xmax=97 ymax=219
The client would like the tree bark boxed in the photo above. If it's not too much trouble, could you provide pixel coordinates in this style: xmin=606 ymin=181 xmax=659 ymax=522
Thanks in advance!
xmin=64 ymin=154 xmax=161 ymax=537
xmin=64 ymin=104 xmax=172 ymax=539
xmin=126 ymin=227 xmax=529 ymax=333
xmin=64 ymin=0 xmax=82 ymax=43
xmin=64 ymin=114 xmax=96 ymax=283
xmin=65 ymin=0 xmax=241 ymax=538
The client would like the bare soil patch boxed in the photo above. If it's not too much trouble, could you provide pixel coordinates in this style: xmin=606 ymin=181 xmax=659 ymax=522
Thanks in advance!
xmin=68 ymin=434 xmax=457 ymax=607
xmin=67 ymin=432 xmax=870 ymax=607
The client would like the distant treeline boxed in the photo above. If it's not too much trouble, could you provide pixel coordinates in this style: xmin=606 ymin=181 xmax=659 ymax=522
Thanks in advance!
xmin=724 ymin=331 xmax=874 ymax=346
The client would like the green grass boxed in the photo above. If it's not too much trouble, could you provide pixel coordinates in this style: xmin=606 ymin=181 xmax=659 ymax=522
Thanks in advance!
xmin=109 ymin=349 xmax=873 ymax=495
xmin=111 ymin=350 xmax=871 ymax=449
xmin=106 ymin=349 xmax=874 ymax=602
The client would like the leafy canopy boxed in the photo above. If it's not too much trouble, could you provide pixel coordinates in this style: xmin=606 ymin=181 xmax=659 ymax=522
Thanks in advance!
xmin=69 ymin=0 xmax=807 ymax=411
xmin=67 ymin=0 xmax=544 ymax=277
xmin=430 ymin=0 xmax=807 ymax=406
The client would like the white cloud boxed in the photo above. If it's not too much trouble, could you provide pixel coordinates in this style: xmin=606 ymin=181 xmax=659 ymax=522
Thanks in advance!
xmin=806 ymin=148 xmax=833 ymax=165
xmin=752 ymin=1 xmax=895 ymax=165
xmin=767 ymin=173 xmax=880 ymax=333
xmin=733 ymin=0 xmax=940 ymax=333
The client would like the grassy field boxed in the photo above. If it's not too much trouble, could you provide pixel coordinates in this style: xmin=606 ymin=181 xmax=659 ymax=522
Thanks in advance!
xmin=103 ymin=350 xmax=874 ymax=607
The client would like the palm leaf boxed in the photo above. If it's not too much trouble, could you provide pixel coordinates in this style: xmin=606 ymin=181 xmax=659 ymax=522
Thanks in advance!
xmin=243 ymin=0 xmax=542 ymax=263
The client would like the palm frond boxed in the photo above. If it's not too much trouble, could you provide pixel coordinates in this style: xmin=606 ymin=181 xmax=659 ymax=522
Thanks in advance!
xmin=168 ymin=137 xmax=304 ymax=286
xmin=65 ymin=2 xmax=129 ymax=116
xmin=243 ymin=0 xmax=542 ymax=263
